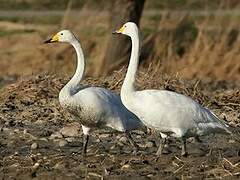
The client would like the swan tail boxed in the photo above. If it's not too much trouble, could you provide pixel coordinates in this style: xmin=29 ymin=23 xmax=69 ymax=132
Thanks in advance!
xmin=205 ymin=108 xmax=240 ymax=142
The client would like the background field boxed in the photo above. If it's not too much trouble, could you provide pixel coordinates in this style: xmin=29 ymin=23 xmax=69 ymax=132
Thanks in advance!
xmin=0 ymin=0 xmax=239 ymax=179
xmin=0 ymin=0 xmax=239 ymax=83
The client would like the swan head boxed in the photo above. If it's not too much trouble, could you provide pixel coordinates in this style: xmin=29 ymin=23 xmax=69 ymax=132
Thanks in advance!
xmin=44 ymin=30 xmax=76 ymax=43
xmin=113 ymin=22 xmax=138 ymax=37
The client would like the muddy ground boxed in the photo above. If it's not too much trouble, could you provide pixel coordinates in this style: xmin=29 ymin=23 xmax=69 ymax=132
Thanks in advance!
xmin=0 ymin=71 xmax=239 ymax=179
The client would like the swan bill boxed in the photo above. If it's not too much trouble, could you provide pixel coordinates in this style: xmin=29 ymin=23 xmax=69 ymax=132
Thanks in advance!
xmin=113 ymin=26 xmax=125 ymax=34
xmin=44 ymin=39 xmax=52 ymax=43
xmin=44 ymin=34 xmax=59 ymax=43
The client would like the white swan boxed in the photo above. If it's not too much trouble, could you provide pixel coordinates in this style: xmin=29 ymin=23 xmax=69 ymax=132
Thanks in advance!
xmin=44 ymin=30 xmax=144 ymax=154
xmin=113 ymin=22 xmax=231 ymax=156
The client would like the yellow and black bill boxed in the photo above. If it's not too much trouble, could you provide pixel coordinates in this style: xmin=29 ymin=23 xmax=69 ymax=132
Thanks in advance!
xmin=44 ymin=34 xmax=59 ymax=43
xmin=112 ymin=25 xmax=125 ymax=34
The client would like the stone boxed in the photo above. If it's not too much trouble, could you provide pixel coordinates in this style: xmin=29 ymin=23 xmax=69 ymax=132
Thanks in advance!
xmin=145 ymin=141 xmax=154 ymax=148
xmin=39 ymin=137 xmax=48 ymax=142
xmin=58 ymin=139 xmax=68 ymax=147
xmin=49 ymin=132 xmax=63 ymax=140
xmin=32 ymin=162 xmax=40 ymax=170
xmin=65 ymin=137 xmax=75 ymax=143
xmin=14 ymin=129 xmax=19 ymax=133
xmin=119 ymin=136 xmax=128 ymax=143
xmin=34 ymin=120 xmax=46 ymax=125
xmin=60 ymin=124 xmax=80 ymax=137
xmin=98 ymin=134 xmax=110 ymax=139
xmin=121 ymin=164 xmax=130 ymax=170
xmin=134 ymin=130 xmax=145 ymax=135
xmin=23 ymin=129 xmax=28 ymax=134
xmin=136 ymin=135 xmax=142 ymax=139
xmin=31 ymin=143 xmax=38 ymax=150
xmin=53 ymin=161 xmax=66 ymax=170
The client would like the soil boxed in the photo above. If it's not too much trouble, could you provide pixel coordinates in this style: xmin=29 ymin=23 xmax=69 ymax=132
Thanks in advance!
xmin=0 ymin=71 xmax=239 ymax=179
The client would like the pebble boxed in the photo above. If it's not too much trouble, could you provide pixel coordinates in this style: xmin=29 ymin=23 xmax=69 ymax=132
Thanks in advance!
xmin=9 ymin=163 xmax=20 ymax=169
xmin=136 ymin=135 xmax=142 ymax=139
xmin=60 ymin=125 xmax=80 ymax=137
xmin=65 ymin=137 xmax=75 ymax=143
xmin=34 ymin=120 xmax=45 ymax=125
xmin=58 ymin=139 xmax=68 ymax=147
xmin=2 ymin=127 xmax=9 ymax=132
xmin=49 ymin=132 xmax=63 ymax=140
xmin=145 ymin=141 xmax=154 ymax=148
xmin=117 ymin=141 xmax=125 ymax=147
xmin=110 ymin=145 xmax=116 ymax=150
xmin=31 ymin=143 xmax=38 ymax=150
xmin=98 ymin=134 xmax=110 ymax=139
xmin=23 ymin=129 xmax=28 ymax=134
xmin=32 ymin=162 xmax=40 ymax=170
xmin=27 ymin=134 xmax=38 ymax=140
xmin=119 ymin=136 xmax=128 ymax=143
xmin=121 ymin=164 xmax=130 ymax=170
xmin=53 ymin=161 xmax=66 ymax=170
xmin=39 ymin=137 xmax=48 ymax=142
xmin=14 ymin=129 xmax=19 ymax=133
xmin=92 ymin=138 xmax=100 ymax=143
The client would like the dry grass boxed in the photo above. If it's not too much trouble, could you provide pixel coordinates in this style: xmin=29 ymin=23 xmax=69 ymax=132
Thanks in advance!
xmin=0 ymin=73 xmax=239 ymax=179
xmin=140 ymin=9 xmax=240 ymax=81
xmin=0 ymin=2 xmax=239 ymax=82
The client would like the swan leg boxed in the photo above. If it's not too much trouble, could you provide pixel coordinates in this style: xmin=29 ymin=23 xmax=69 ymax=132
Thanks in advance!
xmin=181 ymin=137 xmax=188 ymax=156
xmin=81 ymin=125 xmax=91 ymax=155
xmin=156 ymin=137 xmax=166 ymax=156
xmin=82 ymin=134 xmax=89 ymax=154
xmin=125 ymin=131 xmax=138 ymax=155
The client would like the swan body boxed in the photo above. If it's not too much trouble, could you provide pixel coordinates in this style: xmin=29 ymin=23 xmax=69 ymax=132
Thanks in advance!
xmin=114 ymin=22 xmax=231 ymax=156
xmin=60 ymin=86 xmax=142 ymax=132
xmin=122 ymin=89 xmax=229 ymax=138
xmin=45 ymin=30 xmax=144 ymax=154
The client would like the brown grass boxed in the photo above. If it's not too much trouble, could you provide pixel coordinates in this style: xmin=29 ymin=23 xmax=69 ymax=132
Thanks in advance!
xmin=139 ymin=9 xmax=240 ymax=81
xmin=0 ymin=4 xmax=239 ymax=82
xmin=0 ymin=73 xmax=239 ymax=179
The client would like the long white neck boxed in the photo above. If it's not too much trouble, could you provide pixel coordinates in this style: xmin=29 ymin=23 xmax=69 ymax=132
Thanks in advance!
xmin=60 ymin=38 xmax=85 ymax=98
xmin=121 ymin=29 xmax=140 ymax=96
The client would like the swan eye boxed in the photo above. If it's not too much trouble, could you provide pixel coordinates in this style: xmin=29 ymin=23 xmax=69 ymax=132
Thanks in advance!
xmin=60 ymin=33 xmax=63 ymax=35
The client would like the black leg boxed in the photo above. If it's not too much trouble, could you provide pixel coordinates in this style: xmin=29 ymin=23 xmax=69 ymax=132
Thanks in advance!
xmin=156 ymin=137 xmax=166 ymax=156
xmin=125 ymin=131 xmax=138 ymax=155
xmin=181 ymin=137 xmax=188 ymax=156
xmin=82 ymin=134 xmax=89 ymax=155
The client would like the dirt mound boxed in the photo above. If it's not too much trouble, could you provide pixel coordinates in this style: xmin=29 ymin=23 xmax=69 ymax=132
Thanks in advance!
xmin=0 ymin=73 xmax=239 ymax=179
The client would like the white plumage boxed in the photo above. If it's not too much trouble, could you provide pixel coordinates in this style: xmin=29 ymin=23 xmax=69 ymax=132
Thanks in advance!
xmin=45 ymin=30 xmax=144 ymax=154
xmin=114 ymin=22 xmax=231 ymax=156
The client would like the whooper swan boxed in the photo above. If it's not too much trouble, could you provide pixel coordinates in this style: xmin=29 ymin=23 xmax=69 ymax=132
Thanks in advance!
xmin=44 ymin=30 xmax=144 ymax=154
xmin=113 ymin=22 xmax=231 ymax=156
